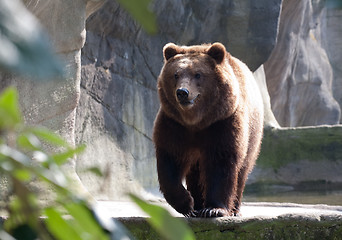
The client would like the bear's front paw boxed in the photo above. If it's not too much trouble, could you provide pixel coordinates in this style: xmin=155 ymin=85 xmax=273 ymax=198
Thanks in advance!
xmin=168 ymin=190 xmax=195 ymax=216
xmin=183 ymin=210 xmax=198 ymax=218
xmin=232 ymin=207 xmax=241 ymax=217
xmin=197 ymin=208 xmax=230 ymax=218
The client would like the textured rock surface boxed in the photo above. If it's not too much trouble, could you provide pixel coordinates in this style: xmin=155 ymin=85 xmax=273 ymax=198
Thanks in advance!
xmin=249 ymin=125 xmax=342 ymax=189
xmin=96 ymin=200 xmax=342 ymax=239
xmin=119 ymin=209 xmax=342 ymax=240
xmin=254 ymin=65 xmax=280 ymax=128
xmin=0 ymin=0 xmax=105 ymax=201
xmin=324 ymin=7 xmax=342 ymax=123
xmin=96 ymin=201 xmax=342 ymax=239
xmin=264 ymin=0 xmax=341 ymax=127
xmin=76 ymin=0 xmax=282 ymax=199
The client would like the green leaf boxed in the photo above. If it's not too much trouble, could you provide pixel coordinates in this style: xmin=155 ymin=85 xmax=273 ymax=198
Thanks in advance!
xmin=0 ymin=0 xmax=64 ymax=80
xmin=0 ymin=87 xmax=22 ymax=129
xmin=30 ymin=127 xmax=68 ymax=148
xmin=45 ymin=208 xmax=83 ymax=240
xmin=51 ymin=144 xmax=86 ymax=166
xmin=130 ymin=194 xmax=195 ymax=240
xmin=117 ymin=0 xmax=157 ymax=34
xmin=8 ymin=196 xmax=22 ymax=215
xmin=82 ymin=166 xmax=104 ymax=177
xmin=63 ymin=202 xmax=109 ymax=240
xmin=39 ymin=166 xmax=69 ymax=189
xmin=17 ymin=133 xmax=41 ymax=151
xmin=32 ymin=151 xmax=49 ymax=164
xmin=13 ymin=168 xmax=32 ymax=181
xmin=0 ymin=145 xmax=68 ymax=189
xmin=0 ymin=144 xmax=31 ymax=167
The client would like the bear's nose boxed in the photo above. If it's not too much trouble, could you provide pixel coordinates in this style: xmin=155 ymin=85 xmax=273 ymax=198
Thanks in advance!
xmin=176 ymin=88 xmax=189 ymax=102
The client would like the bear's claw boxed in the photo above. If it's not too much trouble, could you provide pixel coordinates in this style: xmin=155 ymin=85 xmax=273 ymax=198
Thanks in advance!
xmin=183 ymin=210 xmax=198 ymax=218
xmin=196 ymin=208 xmax=229 ymax=218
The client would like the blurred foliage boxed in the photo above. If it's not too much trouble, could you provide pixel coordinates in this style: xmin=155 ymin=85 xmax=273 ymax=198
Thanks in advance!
xmin=0 ymin=0 xmax=64 ymax=80
xmin=117 ymin=0 xmax=157 ymax=34
xmin=130 ymin=194 xmax=195 ymax=240
xmin=0 ymin=87 xmax=113 ymax=239
xmin=0 ymin=0 xmax=157 ymax=81
xmin=0 ymin=88 xmax=195 ymax=240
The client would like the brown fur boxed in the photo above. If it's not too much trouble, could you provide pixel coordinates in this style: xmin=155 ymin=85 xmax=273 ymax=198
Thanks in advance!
xmin=153 ymin=42 xmax=264 ymax=218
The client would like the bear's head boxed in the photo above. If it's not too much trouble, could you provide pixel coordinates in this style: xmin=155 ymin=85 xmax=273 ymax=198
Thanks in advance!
xmin=157 ymin=42 xmax=240 ymax=130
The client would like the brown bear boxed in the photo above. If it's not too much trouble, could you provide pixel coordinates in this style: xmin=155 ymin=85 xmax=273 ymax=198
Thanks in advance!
xmin=153 ymin=42 xmax=264 ymax=218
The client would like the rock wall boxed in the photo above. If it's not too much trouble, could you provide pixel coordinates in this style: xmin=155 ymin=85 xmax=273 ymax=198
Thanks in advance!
xmin=0 ymin=0 xmax=106 ymax=202
xmin=248 ymin=0 xmax=342 ymax=196
xmin=76 ymin=0 xmax=282 ymax=200
xmin=264 ymin=0 xmax=342 ymax=127
xmin=250 ymin=125 xmax=342 ymax=190
xmin=324 ymin=7 xmax=342 ymax=123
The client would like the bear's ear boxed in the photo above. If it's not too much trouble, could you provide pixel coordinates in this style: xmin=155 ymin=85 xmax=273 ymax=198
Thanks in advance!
xmin=163 ymin=43 xmax=180 ymax=61
xmin=207 ymin=42 xmax=226 ymax=64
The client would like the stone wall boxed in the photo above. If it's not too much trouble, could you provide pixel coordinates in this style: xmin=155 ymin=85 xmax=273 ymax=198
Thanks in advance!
xmin=0 ymin=0 xmax=106 ymax=202
xmin=264 ymin=0 xmax=342 ymax=127
xmin=324 ymin=6 xmax=342 ymax=123
xmin=250 ymin=125 xmax=342 ymax=191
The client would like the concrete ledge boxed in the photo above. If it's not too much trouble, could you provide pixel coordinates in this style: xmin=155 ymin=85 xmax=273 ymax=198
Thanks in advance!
xmin=96 ymin=201 xmax=342 ymax=218
xmin=94 ymin=201 xmax=342 ymax=239
xmin=1 ymin=201 xmax=341 ymax=239
xmin=119 ymin=213 xmax=342 ymax=240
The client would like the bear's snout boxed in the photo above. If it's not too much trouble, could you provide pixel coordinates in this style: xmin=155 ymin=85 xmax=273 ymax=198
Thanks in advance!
xmin=176 ymin=88 xmax=189 ymax=103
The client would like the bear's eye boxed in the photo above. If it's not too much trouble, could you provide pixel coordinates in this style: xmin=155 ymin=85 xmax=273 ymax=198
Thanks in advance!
xmin=174 ymin=73 xmax=179 ymax=80
xmin=195 ymin=73 xmax=201 ymax=79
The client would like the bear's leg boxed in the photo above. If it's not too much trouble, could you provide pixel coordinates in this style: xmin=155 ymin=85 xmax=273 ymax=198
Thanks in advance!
xmin=186 ymin=162 xmax=205 ymax=211
xmin=156 ymin=149 xmax=195 ymax=217
xmin=233 ymin=166 xmax=249 ymax=216
xmin=198 ymin=154 xmax=238 ymax=218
